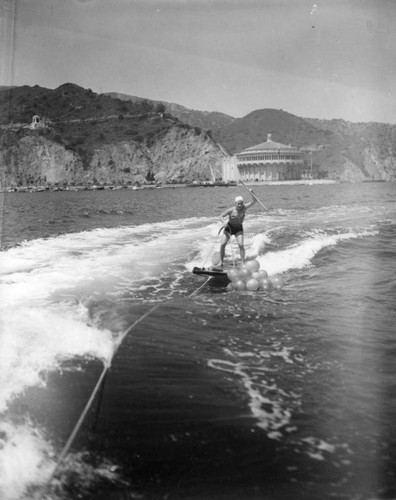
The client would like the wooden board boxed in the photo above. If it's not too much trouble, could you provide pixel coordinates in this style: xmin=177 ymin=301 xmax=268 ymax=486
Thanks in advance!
xmin=192 ymin=266 xmax=230 ymax=278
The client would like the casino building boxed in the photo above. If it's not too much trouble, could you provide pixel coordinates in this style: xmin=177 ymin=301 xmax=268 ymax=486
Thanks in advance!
xmin=222 ymin=133 xmax=305 ymax=182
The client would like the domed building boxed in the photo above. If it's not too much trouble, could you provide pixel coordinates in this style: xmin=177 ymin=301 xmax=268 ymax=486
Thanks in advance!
xmin=222 ymin=133 xmax=305 ymax=182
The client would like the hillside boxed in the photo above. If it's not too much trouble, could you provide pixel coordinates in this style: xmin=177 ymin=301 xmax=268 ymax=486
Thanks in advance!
xmin=214 ymin=109 xmax=328 ymax=155
xmin=0 ymin=83 xmax=159 ymax=125
xmin=105 ymin=92 xmax=396 ymax=182
xmin=214 ymin=109 xmax=396 ymax=181
xmin=106 ymin=92 xmax=235 ymax=133
xmin=0 ymin=84 xmax=227 ymax=188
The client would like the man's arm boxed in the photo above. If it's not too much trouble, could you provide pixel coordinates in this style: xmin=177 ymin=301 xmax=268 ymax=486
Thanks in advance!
xmin=220 ymin=207 xmax=232 ymax=224
xmin=245 ymin=192 xmax=257 ymax=209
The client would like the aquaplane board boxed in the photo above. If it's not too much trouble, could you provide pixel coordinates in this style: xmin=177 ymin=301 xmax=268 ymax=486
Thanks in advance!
xmin=192 ymin=266 xmax=231 ymax=280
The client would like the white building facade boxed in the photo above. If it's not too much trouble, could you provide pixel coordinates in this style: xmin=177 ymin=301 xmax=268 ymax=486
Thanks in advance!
xmin=222 ymin=133 xmax=304 ymax=182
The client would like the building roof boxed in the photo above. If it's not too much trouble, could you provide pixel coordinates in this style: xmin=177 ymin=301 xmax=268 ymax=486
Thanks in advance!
xmin=237 ymin=133 xmax=299 ymax=155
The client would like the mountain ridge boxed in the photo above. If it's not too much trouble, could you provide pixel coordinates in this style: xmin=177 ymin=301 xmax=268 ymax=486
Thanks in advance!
xmin=1 ymin=83 xmax=395 ymax=186
xmin=104 ymin=91 xmax=396 ymax=181
xmin=105 ymin=92 xmax=236 ymax=132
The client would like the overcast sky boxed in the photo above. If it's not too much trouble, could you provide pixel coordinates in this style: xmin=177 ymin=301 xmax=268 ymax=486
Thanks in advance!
xmin=1 ymin=0 xmax=395 ymax=123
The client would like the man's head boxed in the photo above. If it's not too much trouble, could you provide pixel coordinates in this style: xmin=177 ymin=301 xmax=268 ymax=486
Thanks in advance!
xmin=235 ymin=196 xmax=244 ymax=206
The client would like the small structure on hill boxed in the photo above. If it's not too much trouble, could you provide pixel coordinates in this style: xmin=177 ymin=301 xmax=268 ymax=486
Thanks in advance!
xmin=222 ymin=133 xmax=304 ymax=182
xmin=30 ymin=115 xmax=50 ymax=130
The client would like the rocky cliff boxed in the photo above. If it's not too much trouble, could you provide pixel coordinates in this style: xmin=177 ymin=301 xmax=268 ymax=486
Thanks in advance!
xmin=303 ymin=118 xmax=396 ymax=182
xmin=0 ymin=84 xmax=229 ymax=188
xmin=88 ymin=126 xmax=226 ymax=185
xmin=0 ymin=125 xmax=226 ymax=188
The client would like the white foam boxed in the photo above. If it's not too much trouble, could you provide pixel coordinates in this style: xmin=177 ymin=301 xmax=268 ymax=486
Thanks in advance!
xmin=208 ymin=357 xmax=294 ymax=438
xmin=0 ymin=421 xmax=55 ymax=500
xmin=256 ymin=228 xmax=376 ymax=276
xmin=0 ymin=302 xmax=114 ymax=413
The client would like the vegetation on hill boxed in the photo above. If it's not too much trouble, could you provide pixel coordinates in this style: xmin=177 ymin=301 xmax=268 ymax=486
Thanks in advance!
xmin=0 ymin=83 xmax=154 ymax=124
xmin=0 ymin=83 xmax=215 ymax=171
xmin=212 ymin=109 xmax=329 ymax=155
xmin=0 ymin=84 xmax=225 ymax=188
xmin=105 ymin=92 xmax=235 ymax=134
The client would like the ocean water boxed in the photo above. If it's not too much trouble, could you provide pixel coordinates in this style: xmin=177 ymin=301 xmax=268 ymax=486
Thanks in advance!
xmin=0 ymin=182 xmax=395 ymax=500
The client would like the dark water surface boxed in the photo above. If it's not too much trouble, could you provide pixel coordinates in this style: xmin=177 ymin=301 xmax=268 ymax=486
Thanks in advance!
xmin=1 ymin=182 xmax=396 ymax=499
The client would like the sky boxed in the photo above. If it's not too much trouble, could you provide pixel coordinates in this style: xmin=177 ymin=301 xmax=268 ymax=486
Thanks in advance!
xmin=1 ymin=0 xmax=396 ymax=123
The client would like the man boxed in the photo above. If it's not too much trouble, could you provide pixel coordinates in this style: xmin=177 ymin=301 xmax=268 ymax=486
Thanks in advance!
xmin=219 ymin=192 xmax=256 ymax=266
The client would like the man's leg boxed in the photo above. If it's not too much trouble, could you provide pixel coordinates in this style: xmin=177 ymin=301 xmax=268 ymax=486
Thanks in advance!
xmin=235 ymin=232 xmax=245 ymax=263
xmin=219 ymin=232 xmax=230 ymax=265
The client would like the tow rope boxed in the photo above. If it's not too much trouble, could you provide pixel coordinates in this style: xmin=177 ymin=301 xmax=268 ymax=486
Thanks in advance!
xmin=45 ymin=279 xmax=211 ymax=487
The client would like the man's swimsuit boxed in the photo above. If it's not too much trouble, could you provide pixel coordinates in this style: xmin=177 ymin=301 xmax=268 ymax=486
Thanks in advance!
xmin=224 ymin=206 xmax=246 ymax=236
xmin=225 ymin=224 xmax=243 ymax=236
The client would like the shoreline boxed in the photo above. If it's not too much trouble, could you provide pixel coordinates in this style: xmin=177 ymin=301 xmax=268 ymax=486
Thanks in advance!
xmin=238 ymin=179 xmax=337 ymax=186
xmin=5 ymin=179 xmax=394 ymax=193
xmin=1 ymin=179 xmax=338 ymax=193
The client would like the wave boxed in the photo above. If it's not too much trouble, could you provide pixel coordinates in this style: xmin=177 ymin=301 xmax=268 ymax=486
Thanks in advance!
xmin=255 ymin=227 xmax=377 ymax=276
xmin=0 ymin=219 xmax=222 ymax=405
xmin=0 ymin=420 xmax=56 ymax=500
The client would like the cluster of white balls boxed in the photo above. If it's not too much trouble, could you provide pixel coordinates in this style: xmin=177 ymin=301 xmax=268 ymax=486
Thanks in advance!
xmin=226 ymin=259 xmax=284 ymax=292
